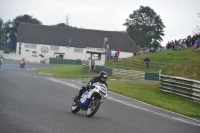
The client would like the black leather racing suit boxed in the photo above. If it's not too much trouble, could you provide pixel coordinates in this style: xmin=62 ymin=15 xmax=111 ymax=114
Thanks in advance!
xmin=77 ymin=76 xmax=108 ymax=99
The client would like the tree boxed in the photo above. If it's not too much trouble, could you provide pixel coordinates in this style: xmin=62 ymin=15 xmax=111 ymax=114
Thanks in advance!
xmin=124 ymin=6 xmax=165 ymax=48
xmin=6 ymin=14 xmax=42 ymax=51
xmin=55 ymin=23 xmax=68 ymax=27
xmin=0 ymin=18 xmax=11 ymax=50
xmin=0 ymin=18 xmax=8 ymax=45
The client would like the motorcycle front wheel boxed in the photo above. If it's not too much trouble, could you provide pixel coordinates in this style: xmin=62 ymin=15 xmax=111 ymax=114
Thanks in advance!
xmin=86 ymin=98 xmax=101 ymax=117
xmin=71 ymin=101 xmax=80 ymax=113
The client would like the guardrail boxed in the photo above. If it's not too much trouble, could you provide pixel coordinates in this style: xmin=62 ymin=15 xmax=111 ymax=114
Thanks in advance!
xmin=83 ymin=65 xmax=90 ymax=73
xmin=94 ymin=65 xmax=159 ymax=80
xmin=160 ymin=74 xmax=200 ymax=102
xmin=95 ymin=65 xmax=113 ymax=75
xmin=49 ymin=58 xmax=82 ymax=65
xmin=112 ymin=69 xmax=145 ymax=80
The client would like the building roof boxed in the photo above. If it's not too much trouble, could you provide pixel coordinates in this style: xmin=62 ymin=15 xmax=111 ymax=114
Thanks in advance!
xmin=17 ymin=23 xmax=138 ymax=52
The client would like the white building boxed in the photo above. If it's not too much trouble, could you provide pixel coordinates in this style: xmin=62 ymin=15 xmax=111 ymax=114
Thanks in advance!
xmin=16 ymin=23 xmax=138 ymax=65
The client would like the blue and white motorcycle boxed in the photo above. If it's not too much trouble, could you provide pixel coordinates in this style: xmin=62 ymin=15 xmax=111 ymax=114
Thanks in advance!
xmin=71 ymin=82 xmax=108 ymax=117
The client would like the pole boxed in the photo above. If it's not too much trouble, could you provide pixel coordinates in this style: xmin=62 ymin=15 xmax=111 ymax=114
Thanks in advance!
xmin=103 ymin=39 xmax=105 ymax=52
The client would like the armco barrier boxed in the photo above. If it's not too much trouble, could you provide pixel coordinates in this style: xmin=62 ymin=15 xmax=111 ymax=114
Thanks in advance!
xmin=95 ymin=65 xmax=159 ymax=80
xmin=145 ymin=72 xmax=159 ymax=80
xmin=95 ymin=65 xmax=113 ymax=75
xmin=112 ymin=69 xmax=145 ymax=80
xmin=50 ymin=58 xmax=82 ymax=65
xmin=160 ymin=75 xmax=200 ymax=102
xmin=83 ymin=65 xmax=90 ymax=73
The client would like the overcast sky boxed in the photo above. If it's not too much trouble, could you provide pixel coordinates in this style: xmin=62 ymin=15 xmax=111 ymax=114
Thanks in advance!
xmin=0 ymin=0 xmax=200 ymax=46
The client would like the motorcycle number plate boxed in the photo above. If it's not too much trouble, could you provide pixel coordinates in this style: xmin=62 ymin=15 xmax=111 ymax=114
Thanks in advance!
xmin=100 ymin=87 xmax=107 ymax=93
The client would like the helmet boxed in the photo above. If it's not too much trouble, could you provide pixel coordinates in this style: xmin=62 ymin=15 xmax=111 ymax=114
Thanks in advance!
xmin=99 ymin=71 xmax=108 ymax=82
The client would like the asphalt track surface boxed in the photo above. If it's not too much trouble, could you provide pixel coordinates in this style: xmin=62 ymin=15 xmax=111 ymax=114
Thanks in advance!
xmin=0 ymin=60 xmax=200 ymax=133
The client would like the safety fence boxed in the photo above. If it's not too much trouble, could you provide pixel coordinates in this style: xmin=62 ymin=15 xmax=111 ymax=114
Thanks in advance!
xmin=49 ymin=58 xmax=82 ymax=65
xmin=160 ymin=75 xmax=200 ymax=102
xmin=110 ymin=58 xmax=165 ymax=70
xmin=94 ymin=65 xmax=159 ymax=80
xmin=112 ymin=69 xmax=145 ymax=80
xmin=83 ymin=65 xmax=90 ymax=73
xmin=95 ymin=65 xmax=113 ymax=75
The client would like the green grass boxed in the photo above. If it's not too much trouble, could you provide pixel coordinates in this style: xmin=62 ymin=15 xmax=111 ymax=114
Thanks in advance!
xmin=35 ymin=65 xmax=94 ymax=78
xmin=35 ymin=64 xmax=119 ymax=79
xmin=106 ymin=48 xmax=200 ymax=80
xmin=131 ymin=48 xmax=198 ymax=64
xmin=108 ymin=81 xmax=200 ymax=117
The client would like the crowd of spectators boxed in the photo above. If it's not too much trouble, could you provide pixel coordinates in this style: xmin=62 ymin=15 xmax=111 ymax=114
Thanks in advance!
xmin=106 ymin=49 xmax=120 ymax=61
xmin=133 ymin=46 xmax=166 ymax=56
xmin=166 ymin=33 xmax=200 ymax=51
xmin=106 ymin=33 xmax=200 ymax=62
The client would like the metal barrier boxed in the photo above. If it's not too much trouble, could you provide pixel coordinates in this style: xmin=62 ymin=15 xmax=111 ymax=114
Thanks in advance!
xmin=49 ymin=58 xmax=82 ymax=65
xmin=145 ymin=72 xmax=159 ymax=80
xmin=95 ymin=65 xmax=113 ymax=75
xmin=112 ymin=69 xmax=145 ymax=80
xmin=95 ymin=65 xmax=159 ymax=80
xmin=83 ymin=65 xmax=90 ymax=73
xmin=160 ymin=75 xmax=200 ymax=102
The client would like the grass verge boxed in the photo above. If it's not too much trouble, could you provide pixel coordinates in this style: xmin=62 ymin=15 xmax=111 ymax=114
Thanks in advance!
xmin=35 ymin=64 xmax=120 ymax=79
xmin=107 ymin=81 xmax=200 ymax=118
xmin=82 ymin=80 xmax=200 ymax=118
xmin=35 ymin=65 xmax=95 ymax=78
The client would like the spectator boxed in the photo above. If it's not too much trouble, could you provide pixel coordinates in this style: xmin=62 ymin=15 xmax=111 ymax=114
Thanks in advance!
xmin=149 ymin=47 xmax=155 ymax=53
xmin=132 ymin=51 xmax=136 ymax=56
xmin=196 ymin=36 xmax=200 ymax=52
xmin=144 ymin=47 xmax=149 ymax=53
xmin=196 ymin=37 xmax=200 ymax=48
xmin=140 ymin=48 xmax=144 ymax=54
xmin=157 ymin=47 xmax=160 ymax=52
xmin=144 ymin=57 xmax=150 ymax=68
xmin=186 ymin=35 xmax=192 ymax=47
xmin=111 ymin=49 xmax=116 ymax=60
xmin=115 ymin=49 xmax=120 ymax=60
xmin=107 ymin=49 xmax=111 ymax=60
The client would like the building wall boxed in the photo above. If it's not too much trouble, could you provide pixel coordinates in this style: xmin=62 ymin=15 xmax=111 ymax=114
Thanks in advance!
xmin=16 ymin=42 xmax=133 ymax=65
xmin=119 ymin=51 xmax=133 ymax=58
xmin=16 ymin=42 xmax=106 ymax=65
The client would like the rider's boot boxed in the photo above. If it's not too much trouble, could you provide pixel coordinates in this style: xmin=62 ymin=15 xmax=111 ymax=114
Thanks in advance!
xmin=73 ymin=95 xmax=80 ymax=102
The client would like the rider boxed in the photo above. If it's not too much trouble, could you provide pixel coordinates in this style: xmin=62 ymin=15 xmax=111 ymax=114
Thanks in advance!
xmin=74 ymin=71 xmax=108 ymax=101
xmin=0 ymin=56 xmax=3 ymax=68
xmin=21 ymin=58 xmax=26 ymax=66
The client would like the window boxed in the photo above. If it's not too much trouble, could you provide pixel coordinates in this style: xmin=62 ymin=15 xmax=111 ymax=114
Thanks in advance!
xmin=74 ymin=48 xmax=83 ymax=53
xmin=24 ymin=44 xmax=30 ymax=48
xmin=31 ymin=44 xmax=37 ymax=49
xmin=24 ymin=44 xmax=36 ymax=49
xmin=51 ymin=45 xmax=59 ymax=51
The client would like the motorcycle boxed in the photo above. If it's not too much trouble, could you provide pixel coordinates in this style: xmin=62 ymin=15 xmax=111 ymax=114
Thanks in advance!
xmin=71 ymin=82 xmax=108 ymax=117
xmin=20 ymin=61 xmax=25 ymax=68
